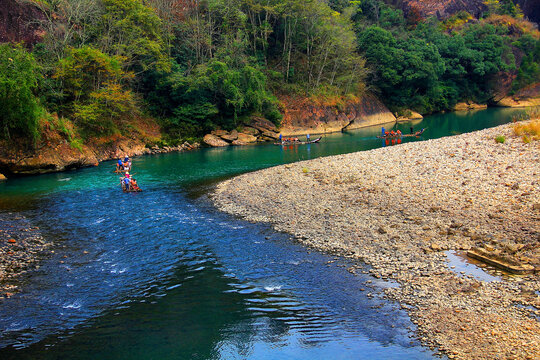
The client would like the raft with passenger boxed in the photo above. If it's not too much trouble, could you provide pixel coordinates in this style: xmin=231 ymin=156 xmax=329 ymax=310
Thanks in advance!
xmin=120 ymin=172 xmax=142 ymax=193
xmin=275 ymin=136 xmax=322 ymax=145
xmin=121 ymin=180 xmax=142 ymax=192
xmin=377 ymin=128 xmax=426 ymax=139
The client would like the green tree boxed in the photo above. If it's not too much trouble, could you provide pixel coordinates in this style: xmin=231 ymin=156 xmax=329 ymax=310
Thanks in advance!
xmin=54 ymin=46 xmax=137 ymax=135
xmin=98 ymin=0 xmax=170 ymax=75
xmin=0 ymin=44 xmax=42 ymax=141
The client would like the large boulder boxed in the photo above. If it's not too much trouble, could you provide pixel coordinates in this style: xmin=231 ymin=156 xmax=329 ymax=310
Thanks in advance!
xmin=241 ymin=126 xmax=260 ymax=136
xmin=236 ymin=133 xmax=257 ymax=143
xmin=261 ymin=130 xmax=280 ymax=140
xmin=221 ymin=130 xmax=238 ymax=142
xmin=396 ymin=110 xmax=423 ymax=122
xmin=249 ymin=117 xmax=278 ymax=133
xmin=203 ymin=134 xmax=229 ymax=147
xmin=0 ymin=173 xmax=6 ymax=181
xmin=211 ymin=129 xmax=229 ymax=137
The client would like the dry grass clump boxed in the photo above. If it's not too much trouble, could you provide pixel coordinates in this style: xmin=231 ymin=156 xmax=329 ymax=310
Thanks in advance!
xmin=513 ymin=119 xmax=540 ymax=142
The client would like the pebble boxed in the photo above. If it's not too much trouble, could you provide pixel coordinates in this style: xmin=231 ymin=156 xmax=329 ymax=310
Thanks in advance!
xmin=0 ymin=213 xmax=50 ymax=297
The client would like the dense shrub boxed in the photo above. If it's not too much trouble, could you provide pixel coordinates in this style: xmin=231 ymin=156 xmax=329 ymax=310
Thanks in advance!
xmin=0 ymin=44 xmax=42 ymax=141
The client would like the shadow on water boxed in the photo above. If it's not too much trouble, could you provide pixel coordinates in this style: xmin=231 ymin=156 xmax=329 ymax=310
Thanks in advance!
xmin=0 ymin=107 xmax=527 ymax=359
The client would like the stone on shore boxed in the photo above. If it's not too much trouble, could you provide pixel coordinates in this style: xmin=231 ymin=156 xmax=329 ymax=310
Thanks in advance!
xmin=220 ymin=130 xmax=238 ymax=142
xmin=241 ymin=126 xmax=260 ymax=136
xmin=203 ymin=134 xmax=229 ymax=147
xmin=261 ymin=130 xmax=280 ymax=140
xmin=236 ymin=133 xmax=257 ymax=143
xmin=396 ymin=110 xmax=423 ymax=121
xmin=453 ymin=102 xmax=488 ymax=111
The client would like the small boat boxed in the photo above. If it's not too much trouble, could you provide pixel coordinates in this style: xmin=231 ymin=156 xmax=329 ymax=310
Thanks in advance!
xmin=377 ymin=128 xmax=426 ymax=139
xmin=114 ymin=168 xmax=130 ymax=174
xmin=275 ymin=137 xmax=322 ymax=145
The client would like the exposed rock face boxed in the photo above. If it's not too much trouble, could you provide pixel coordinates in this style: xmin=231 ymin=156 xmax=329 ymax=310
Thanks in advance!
xmin=387 ymin=0 xmax=487 ymax=20
xmin=388 ymin=0 xmax=538 ymax=25
xmin=279 ymin=93 xmax=396 ymax=136
xmin=497 ymin=82 xmax=540 ymax=108
xmin=203 ymin=134 xmax=229 ymax=147
xmin=0 ymin=0 xmax=45 ymax=46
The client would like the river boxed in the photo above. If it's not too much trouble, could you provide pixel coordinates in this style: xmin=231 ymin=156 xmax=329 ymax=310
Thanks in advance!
xmin=0 ymin=108 xmax=527 ymax=359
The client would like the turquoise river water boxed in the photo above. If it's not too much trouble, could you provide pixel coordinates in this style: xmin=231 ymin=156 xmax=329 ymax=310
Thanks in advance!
xmin=0 ymin=108 xmax=527 ymax=359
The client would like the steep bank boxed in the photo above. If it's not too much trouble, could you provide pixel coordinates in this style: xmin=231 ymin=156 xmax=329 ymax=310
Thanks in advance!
xmin=213 ymin=121 xmax=540 ymax=359
xmin=278 ymin=93 xmax=396 ymax=136
xmin=0 ymin=116 xmax=197 ymax=178
xmin=497 ymin=83 xmax=540 ymax=108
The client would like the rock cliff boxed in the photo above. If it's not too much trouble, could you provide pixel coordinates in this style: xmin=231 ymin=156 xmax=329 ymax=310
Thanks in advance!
xmin=278 ymin=93 xmax=396 ymax=136
xmin=387 ymin=0 xmax=538 ymax=24
xmin=0 ymin=0 xmax=45 ymax=45
xmin=386 ymin=0 xmax=486 ymax=20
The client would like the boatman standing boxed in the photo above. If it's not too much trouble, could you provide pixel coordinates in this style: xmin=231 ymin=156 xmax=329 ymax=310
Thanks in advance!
xmin=306 ymin=133 xmax=310 ymax=142
xmin=382 ymin=127 xmax=385 ymax=137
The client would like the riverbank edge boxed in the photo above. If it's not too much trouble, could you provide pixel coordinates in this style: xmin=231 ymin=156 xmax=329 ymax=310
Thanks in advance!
xmin=1 ymin=101 xmax=535 ymax=179
xmin=0 ymin=139 xmax=200 ymax=179
xmin=211 ymin=121 xmax=540 ymax=359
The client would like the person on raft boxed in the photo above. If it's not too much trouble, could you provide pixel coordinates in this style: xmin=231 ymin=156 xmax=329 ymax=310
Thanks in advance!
xmin=123 ymin=156 xmax=132 ymax=172
xmin=116 ymin=159 xmax=124 ymax=171
xmin=130 ymin=177 xmax=141 ymax=192
xmin=122 ymin=172 xmax=131 ymax=191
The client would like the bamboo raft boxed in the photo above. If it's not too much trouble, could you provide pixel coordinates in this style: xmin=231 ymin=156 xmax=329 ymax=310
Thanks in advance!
xmin=275 ymin=137 xmax=322 ymax=145
xmin=377 ymin=128 xmax=426 ymax=139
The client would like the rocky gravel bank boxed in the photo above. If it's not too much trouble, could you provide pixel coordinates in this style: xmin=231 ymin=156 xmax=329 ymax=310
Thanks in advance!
xmin=0 ymin=213 xmax=50 ymax=298
xmin=213 ymin=121 xmax=540 ymax=360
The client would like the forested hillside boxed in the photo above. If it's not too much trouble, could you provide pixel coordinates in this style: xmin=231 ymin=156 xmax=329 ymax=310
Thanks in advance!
xmin=1 ymin=0 xmax=539 ymax=149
